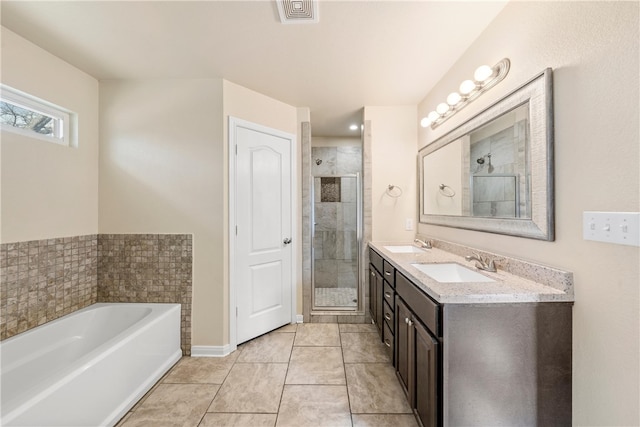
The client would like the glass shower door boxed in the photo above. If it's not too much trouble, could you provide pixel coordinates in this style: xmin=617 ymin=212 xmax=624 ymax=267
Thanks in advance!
xmin=311 ymin=174 xmax=360 ymax=310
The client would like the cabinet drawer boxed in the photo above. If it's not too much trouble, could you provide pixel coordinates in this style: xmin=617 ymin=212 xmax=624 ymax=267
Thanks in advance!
xmin=396 ymin=272 xmax=440 ymax=337
xmin=383 ymin=281 xmax=395 ymax=308
xmin=369 ymin=248 xmax=383 ymax=274
xmin=383 ymin=300 xmax=394 ymax=333
xmin=382 ymin=321 xmax=394 ymax=361
xmin=383 ymin=260 xmax=395 ymax=287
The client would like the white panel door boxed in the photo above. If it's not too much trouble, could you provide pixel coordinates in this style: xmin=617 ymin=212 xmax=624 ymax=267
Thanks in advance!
xmin=234 ymin=122 xmax=293 ymax=344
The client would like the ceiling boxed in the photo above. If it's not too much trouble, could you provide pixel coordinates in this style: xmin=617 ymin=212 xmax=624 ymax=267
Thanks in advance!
xmin=0 ymin=1 xmax=508 ymax=137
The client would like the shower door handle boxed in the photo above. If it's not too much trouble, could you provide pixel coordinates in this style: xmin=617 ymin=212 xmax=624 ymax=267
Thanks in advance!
xmin=283 ymin=238 xmax=292 ymax=245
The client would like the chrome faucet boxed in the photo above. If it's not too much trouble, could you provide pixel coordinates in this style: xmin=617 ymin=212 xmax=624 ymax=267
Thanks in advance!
xmin=414 ymin=238 xmax=432 ymax=249
xmin=465 ymin=252 xmax=497 ymax=272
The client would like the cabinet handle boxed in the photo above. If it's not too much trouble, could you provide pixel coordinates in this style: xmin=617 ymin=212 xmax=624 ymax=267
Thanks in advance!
xmin=371 ymin=271 xmax=376 ymax=277
xmin=384 ymin=292 xmax=392 ymax=298
xmin=408 ymin=319 xmax=414 ymax=326
xmin=384 ymin=339 xmax=391 ymax=348
xmin=384 ymin=313 xmax=391 ymax=321
xmin=405 ymin=317 xmax=410 ymax=324
xmin=385 ymin=271 xmax=391 ymax=276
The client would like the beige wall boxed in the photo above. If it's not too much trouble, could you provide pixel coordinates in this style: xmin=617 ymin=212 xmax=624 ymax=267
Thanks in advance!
xmin=99 ymin=79 xmax=304 ymax=352
xmin=99 ymin=79 xmax=226 ymax=346
xmin=1 ymin=27 xmax=99 ymax=243
xmin=416 ymin=2 xmax=639 ymax=424
xmin=365 ymin=106 xmax=417 ymax=242
xmin=99 ymin=79 xmax=298 ymax=348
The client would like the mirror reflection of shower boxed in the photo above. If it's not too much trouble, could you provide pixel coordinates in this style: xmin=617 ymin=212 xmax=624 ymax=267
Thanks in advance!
xmin=311 ymin=144 xmax=362 ymax=311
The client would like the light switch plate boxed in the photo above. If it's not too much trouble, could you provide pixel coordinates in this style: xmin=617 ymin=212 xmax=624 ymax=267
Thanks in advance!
xmin=583 ymin=212 xmax=640 ymax=247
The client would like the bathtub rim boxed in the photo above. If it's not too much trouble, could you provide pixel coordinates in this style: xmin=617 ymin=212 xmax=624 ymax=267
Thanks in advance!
xmin=1 ymin=302 xmax=182 ymax=426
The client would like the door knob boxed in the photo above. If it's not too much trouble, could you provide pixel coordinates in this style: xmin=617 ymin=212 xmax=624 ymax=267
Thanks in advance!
xmin=283 ymin=238 xmax=292 ymax=245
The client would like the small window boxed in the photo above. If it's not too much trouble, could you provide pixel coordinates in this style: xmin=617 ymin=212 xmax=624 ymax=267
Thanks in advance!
xmin=0 ymin=85 xmax=73 ymax=146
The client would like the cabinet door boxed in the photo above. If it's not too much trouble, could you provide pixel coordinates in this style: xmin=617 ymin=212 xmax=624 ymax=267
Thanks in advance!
xmin=369 ymin=265 xmax=384 ymax=337
xmin=395 ymin=297 xmax=412 ymax=396
xmin=376 ymin=278 xmax=384 ymax=335
xmin=369 ymin=267 xmax=377 ymax=324
xmin=414 ymin=320 xmax=439 ymax=427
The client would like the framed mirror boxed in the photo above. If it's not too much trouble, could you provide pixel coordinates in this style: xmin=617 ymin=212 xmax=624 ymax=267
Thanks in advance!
xmin=418 ymin=69 xmax=554 ymax=240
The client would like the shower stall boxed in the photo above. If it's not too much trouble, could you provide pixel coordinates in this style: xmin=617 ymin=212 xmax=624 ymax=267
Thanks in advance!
xmin=309 ymin=145 xmax=362 ymax=311
xmin=312 ymin=174 xmax=361 ymax=309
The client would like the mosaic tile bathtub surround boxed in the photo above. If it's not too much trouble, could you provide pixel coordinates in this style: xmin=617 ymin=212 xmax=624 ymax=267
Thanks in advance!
xmin=1 ymin=233 xmax=193 ymax=355
xmin=0 ymin=235 xmax=98 ymax=340
xmin=98 ymin=234 xmax=193 ymax=355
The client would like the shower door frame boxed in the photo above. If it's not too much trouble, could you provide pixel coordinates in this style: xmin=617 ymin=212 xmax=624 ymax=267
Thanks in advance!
xmin=310 ymin=172 xmax=362 ymax=313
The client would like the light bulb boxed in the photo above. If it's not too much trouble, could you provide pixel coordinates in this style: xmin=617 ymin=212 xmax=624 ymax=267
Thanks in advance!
xmin=447 ymin=92 xmax=462 ymax=106
xmin=427 ymin=111 xmax=439 ymax=122
xmin=459 ymin=80 xmax=476 ymax=95
xmin=420 ymin=117 xmax=431 ymax=128
xmin=474 ymin=65 xmax=494 ymax=82
xmin=436 ymin=103 xmax=449 ymax=115
xmin=349 ymin=124 xmax=358 ymax=131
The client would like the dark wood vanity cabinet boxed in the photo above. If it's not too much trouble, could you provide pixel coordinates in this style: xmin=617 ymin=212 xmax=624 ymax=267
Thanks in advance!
xmin=396 ymin=275 xmax=440 ymax=427
xmin=369 ymin=249 xmax=396 ymax=362
xmin=370 ymin=245 xmax=572 ymax=426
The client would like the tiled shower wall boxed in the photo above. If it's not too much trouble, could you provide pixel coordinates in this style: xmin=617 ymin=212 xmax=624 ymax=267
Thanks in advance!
xmin=0 ymin=234 xmax=193 ymax=355
xmin=466 ymin=118 xmax=528 ymax=217
xmin=313 ymin=176 xmax=358 ymax=289
xmin=312 ymin=146 xmax=361 ymax=293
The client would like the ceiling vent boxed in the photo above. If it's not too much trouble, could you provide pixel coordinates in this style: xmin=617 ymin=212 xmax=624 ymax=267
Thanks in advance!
xmin=276 ymin=0 xmax=319 ymax=24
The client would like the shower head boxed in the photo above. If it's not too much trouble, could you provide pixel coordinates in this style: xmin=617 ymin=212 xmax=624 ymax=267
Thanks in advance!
xmin=315 ymin=159 xmax=322 ymax=165
xmin=476 ymin=153 xmax=491 ymax=164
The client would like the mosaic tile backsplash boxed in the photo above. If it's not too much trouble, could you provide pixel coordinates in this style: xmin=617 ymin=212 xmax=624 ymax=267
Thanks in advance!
xmin=0 ymin=233 xmax=193 ymax=355
xmin=0 ymin=235 xmax=98 ymax=340
xmin=98 ymin=234 xmax=192 ymax=355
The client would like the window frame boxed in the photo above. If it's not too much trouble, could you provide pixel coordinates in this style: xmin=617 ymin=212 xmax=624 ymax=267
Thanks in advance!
xmin=0 ymin=85 xmax=72 ymax=147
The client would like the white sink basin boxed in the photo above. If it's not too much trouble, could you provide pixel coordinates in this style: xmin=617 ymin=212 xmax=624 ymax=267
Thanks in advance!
xmin=411 ymin=263 xmax=495 ymax=283
xmin=384 ymin=245 xmax=425 ymax=253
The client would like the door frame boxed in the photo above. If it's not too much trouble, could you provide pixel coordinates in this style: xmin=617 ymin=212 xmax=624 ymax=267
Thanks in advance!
xmin=228 ymin=116 xmax=298 ymax=351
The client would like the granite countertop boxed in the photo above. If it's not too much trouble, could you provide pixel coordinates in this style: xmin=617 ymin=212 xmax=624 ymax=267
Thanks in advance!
xmin=369 ymin=241 xmax=575 ymax=304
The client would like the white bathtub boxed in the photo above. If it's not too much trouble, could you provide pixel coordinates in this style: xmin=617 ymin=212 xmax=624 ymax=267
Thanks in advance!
xmin=0 ymin=303 xmax=182 ymax=426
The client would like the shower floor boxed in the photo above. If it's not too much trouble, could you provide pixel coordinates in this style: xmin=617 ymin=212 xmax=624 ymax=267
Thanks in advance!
xmin=314 ymin=287 xmax=357 ymax=307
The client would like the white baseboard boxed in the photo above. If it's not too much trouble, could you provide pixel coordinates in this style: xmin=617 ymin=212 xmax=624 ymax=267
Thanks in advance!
xmin=193 ymin=317 xmax=303 ymax=357
xmin=191 ymin=344 xmax=234 ymax=357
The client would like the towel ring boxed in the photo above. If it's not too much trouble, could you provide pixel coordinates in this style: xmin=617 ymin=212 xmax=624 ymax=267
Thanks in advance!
xmin=439 ymin=184 xmax=455 ymax=197
xmin=386 ymin=185 xmax=403 ymax=198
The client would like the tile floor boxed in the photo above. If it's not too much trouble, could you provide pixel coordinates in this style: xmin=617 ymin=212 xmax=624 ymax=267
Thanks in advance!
xmin=117 ymin=323 xmax=418 ymax=427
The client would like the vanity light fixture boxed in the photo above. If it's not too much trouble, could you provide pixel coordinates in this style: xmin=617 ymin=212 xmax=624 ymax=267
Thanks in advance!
xmin=349 ymin=124 xmax=358 ymax=131
xmin=420 ymin=58 xmax=510 ymax=129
